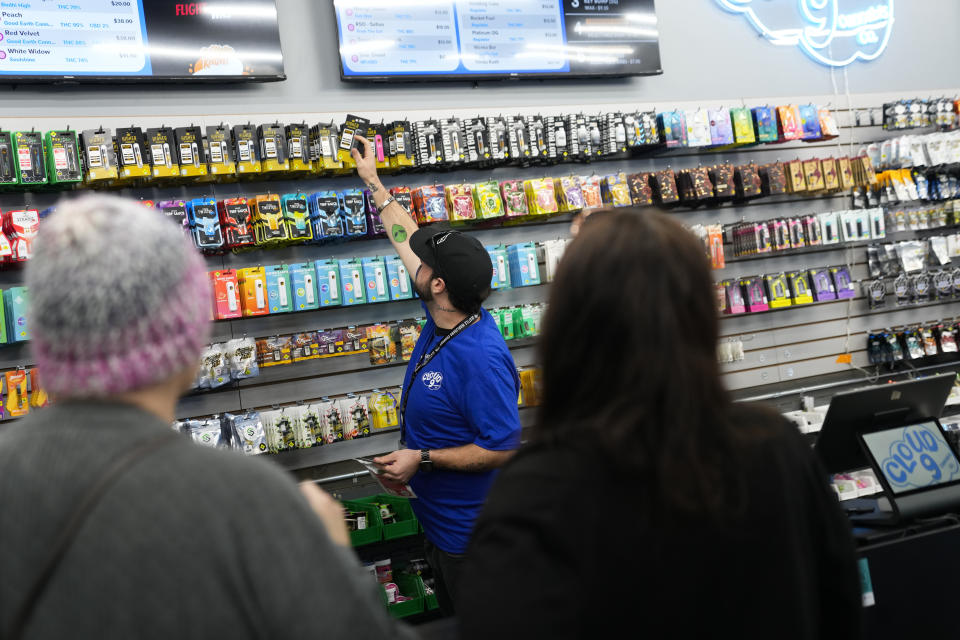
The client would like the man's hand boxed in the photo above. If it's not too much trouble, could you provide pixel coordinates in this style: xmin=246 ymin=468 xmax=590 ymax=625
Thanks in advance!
xmin=373 ymin=449 xmax=421 ymax=483
xmin=298 ymin=481 xmax=351 ymax=547
xmin=351 ymin=134 xmax=382 ymax=191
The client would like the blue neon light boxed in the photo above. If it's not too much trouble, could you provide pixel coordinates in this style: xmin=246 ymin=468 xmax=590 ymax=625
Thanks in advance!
xmin=715 ymin=0 xmax=894 ymax=68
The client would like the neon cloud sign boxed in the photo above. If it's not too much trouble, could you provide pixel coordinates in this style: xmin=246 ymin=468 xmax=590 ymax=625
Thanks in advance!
xmin=715 ymin=0 xmax=894 ymax=67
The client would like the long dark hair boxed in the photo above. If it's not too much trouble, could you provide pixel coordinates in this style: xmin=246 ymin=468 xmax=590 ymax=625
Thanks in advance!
xmin=537 ymin=209 xmax=740 ymax=515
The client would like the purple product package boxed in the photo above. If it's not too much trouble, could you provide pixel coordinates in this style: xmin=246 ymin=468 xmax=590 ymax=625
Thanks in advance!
xmin=809 ymin=268 xmax=837 ymax=301
xmin=725 ymin=281 xmax=746 ymax=314
xmin=708 ymin=108 xmax=735 ymax=146
xmin=363 ymin=190 xmax=386 ymax=238
xmin=831 ymin=266 xmax=856 ymax=299
xmin=157 ymin=199 xmax=189 ymax=235
xmin=741 ymin=277 xmax=769 ymax=312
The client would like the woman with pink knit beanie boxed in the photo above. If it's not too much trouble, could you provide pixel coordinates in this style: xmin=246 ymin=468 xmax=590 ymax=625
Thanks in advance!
xmin=0 ymin=195 xmax=416 ymax=640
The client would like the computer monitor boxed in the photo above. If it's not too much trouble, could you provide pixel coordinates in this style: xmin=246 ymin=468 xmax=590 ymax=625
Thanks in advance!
xmin=858 ymin=419 xmax=960 ymax=520
xmin=814 ymin=374 xmax=956 ymax=474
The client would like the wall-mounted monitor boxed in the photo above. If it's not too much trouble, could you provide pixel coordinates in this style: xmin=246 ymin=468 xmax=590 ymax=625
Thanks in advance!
xmin=0 ymin=0 xmax=285 ymax=82
xmin=334 ymin=0 xmax=661 ymax=82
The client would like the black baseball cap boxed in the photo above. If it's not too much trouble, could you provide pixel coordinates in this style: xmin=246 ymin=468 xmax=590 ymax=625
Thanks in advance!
xmin=410 ymin=224 xmax=493 ymax=302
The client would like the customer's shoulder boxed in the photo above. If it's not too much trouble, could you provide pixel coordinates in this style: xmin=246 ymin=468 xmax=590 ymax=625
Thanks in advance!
xmin=159 ymin=439 xmax=300 ymax=497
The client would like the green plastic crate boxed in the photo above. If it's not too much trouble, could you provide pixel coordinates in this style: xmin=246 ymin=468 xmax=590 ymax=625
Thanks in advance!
xmin=386 ymin=572 xmax=426 ymax=618
xmin=341 ymin=499 xmax=383 ymax=547
xmin=355 ymin=494 xmax=419 ymax=540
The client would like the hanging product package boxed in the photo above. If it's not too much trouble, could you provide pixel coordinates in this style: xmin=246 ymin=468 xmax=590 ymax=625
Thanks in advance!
xmin=258 ymin=123 xmax=289 ymax=174
xmin=80 ymin=128 xmax=118 ymax=185
xmin=218 ymin=197 xmax=256 ymax=250
xmin=227 ymin=411 xmax=267 ymax=455
xmin=13 ymin=130 xmax=48 ymax=186
xmin=225 ymin=336 xmax=259 ymax=380
xmin=145 ymin=126 xmax=180 ymax=180
xmin=285 ymin=122 xmax=313 ymax=174
xmin=185 ymin=197 xmax=224 ymax=251
xmin=205 ymin=124 xmax=236 ymax=179
xmin=232 ymin=124 xmax=262 ymax=176
xmin=44 ymin=130 xmax=83 ymax=185
xmin=174 ymin=125 xmax=207 ymax=179
xmin=281 ymin=192 xmax=313 ymax=242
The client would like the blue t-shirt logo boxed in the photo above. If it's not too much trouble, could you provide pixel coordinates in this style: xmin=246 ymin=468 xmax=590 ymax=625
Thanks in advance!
xmin=422 ymin=371 xmax=443 ymax=390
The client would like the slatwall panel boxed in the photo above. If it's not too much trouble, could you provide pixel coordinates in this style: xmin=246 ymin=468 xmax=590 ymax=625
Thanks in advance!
xmin=2 ymin=89 xmax=958 ymax=479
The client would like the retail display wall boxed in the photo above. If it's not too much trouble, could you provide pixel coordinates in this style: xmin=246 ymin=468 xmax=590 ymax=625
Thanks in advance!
xmin=0 ymin=91 xmax=958 ymax=485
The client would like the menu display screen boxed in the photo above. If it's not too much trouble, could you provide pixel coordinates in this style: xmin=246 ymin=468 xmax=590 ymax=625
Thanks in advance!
xmin=335 ymin=0 xmax=661 ymax=81
xmin=0 ymin=0 xmax=284 ymax=82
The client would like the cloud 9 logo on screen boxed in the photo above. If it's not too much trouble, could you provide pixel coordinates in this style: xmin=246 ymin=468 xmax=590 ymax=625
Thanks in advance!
xmin=715 ymin=0 xmax=894 ymax=67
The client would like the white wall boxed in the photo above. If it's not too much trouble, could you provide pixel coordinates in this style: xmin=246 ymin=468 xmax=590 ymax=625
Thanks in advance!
xmin=0 ymin=0 xmax=958 ymax=119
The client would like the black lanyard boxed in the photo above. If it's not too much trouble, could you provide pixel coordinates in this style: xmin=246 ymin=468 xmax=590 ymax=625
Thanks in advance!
xmin=400 ymin=312 xmax=480 ymax=446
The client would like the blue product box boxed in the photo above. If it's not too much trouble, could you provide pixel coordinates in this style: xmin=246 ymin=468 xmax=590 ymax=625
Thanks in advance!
xmin=507 ymin=243 xmax=541 ymax=287
xmin=308 ymin=190 xmax=343 ymax=242
xmin=340 ymin=188 xmax=368 ymax=238
xmin=185 ymin=197 xmax=223 ymax=250
xmin=264 ymin=264 xmax=293 ymax=314
xmin=289 ymin=262 xmax=319 ymax=311
xmin=385 ymin=256 xmax=412 ymax=300
xmin=314 ymin=259 xmax=342 ymax=307
xmin=361 ymin=256 xmax=388 ymax=304
xmin=486 ymin=245 xmax=511 ymax=290
xmin=338 ymin=258 xmax=367 ymax=306
xmin=4 ymin=287 xmax=28 ymax=342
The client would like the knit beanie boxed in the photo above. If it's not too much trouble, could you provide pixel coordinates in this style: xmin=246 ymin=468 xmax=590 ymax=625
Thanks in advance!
xmin=26 ymin=195 xmax=211 ymax=398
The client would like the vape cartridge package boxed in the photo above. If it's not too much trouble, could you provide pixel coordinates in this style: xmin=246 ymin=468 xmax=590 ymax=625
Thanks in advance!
xmin=524 ymin=178 xmax=558 ymax=217
xmin=819 ymin=211 xmax=841 ymax=245
xmin=720 ymin=280 xmax=745 ymax=314
xmin=281 ymin=192 xmax=313 ymax=243
xmin=205 ymin=125 xmax=236 ymax=178
xmin=250 ymin=194 xmax=287 ymax=246
xmin=387 ymin=120 xmax=416 ymax=169
xmin=236 ymin=266 xmax=269 ymax=316
xmin=740 ymin=276 xmax=769 ymax=312
xmin=440 ymin=118 xmax=466 ymax=166
xmin=471 ymin=181 xmax=503 ymax=220
xmin=309 ymin=190 xmax=344 ymax=241
xmin=0 ymin=131 xmax=20 ymax=186
xmin=6 ymin=209 xmax=38 ymax=262
xmin=210 ymin=269 xmax=242 ymax=320
xmin=112 ymin=126 xmax=149 ymax=181
xmin=232 ymin=124 xmax=262 ymax=175
xmin=584 ymin=114 xmax=604 ymax=158
xmin=360 ymin=122 xmax=390 ymax=172
xmin=217 ymin=198 xmax=256 ymax=249
xmin=507 ymin=115 xmax=532 ymax=163
xmin=752 ymin=106 xmax=778 ymax=143
xmin=314 ymin=259 xmax=342 ymax=307
xmin=808 ymin=267 xmax=837 ymax=301
xmin=413 ymin=119 xmax=444 ymax=166
xmin=463 ymin=117 xmax=488 ymax=165
xmin=601 ymin=172 xmax=631 ymax=207
xmin=288 ymin=262 xmax=320 ymax=312
xmin=412 ymin=185 xmax=449 ymax=223
xmin=185 ymin=198 xmax=223 ymax=251
xmin=487 ymin=245 xmax=511 ymax=290
xmin=257 ymin=123 xmax=288 ymax=174
xmin=367 ymin=323 xmax=396 ymax=366
xmin=5 ymin=370 xmax=28 ymax=417
xmin=446 ymin=184 xmax=477 ymax=222
xmin=830 ymin=266 xmax=857 ymax=299
xmin=145 ymin=127 xmax=179 ymax=179
xmin=765 ymin=273 xmax=792 ymax=309
xmin=340 ymin=188 xmax=368 ymax=238
xmin=385 ymin=255 xmax=412 ymax=301
xmin=265 ymin=264 xmax=293 ymax=314
xmin=361 ymin=256 xmax=389 ymax=304
xmin=364 ymin=191 xmax=385 ymax=237
xmin=599 ymin=112 xmax=627 ymax=157
xmin=337 ymin=114 xmax=369 ymax=166
xmin=508 ymin=243 xmax=542 ymax=287
xmin=4 ymin=287 xmax=28 ymax=342
xmin=285 ymin=123 xmax=312 ymax=173
xmin=730 ymin=107 xmax=756 ymax=145
xmin=155 ymin=200 xmax=187 ymax=238
xmin=485 ymin=116 xmax=510 ymax=163
xmin=370 ymin=390 xmax=399 ymax=431
xmin=44 ymin=130 xmax=82 ymax=185
xmin=499 ymin=180 xmax=529 ymax=218
xmin=13 ymin=130 xmax=47 ymax=185
xmin=174 ymin=126 xmax=207 ymax=178
xmin=526 ymin=114 xmax=553 ymax=161
xmin=339 ymin=258 xmax=367 ymax=306
xmin=311 ymin=122 xmax=343 ymax=173
xmin=555 ymin=175 xmax=586 ymax=212
xmin=787 ymin=271 xmax=813 ymax=305
xmin=658 ymin=110 xmax=687 ymax=148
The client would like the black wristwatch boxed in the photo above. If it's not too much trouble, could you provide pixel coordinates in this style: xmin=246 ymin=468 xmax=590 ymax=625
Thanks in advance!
xmin=419 ymin=449 xmax=433 ymax=473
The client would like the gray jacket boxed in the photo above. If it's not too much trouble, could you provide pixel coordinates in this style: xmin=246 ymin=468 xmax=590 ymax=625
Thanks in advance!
xmin=0 ymin=401 xmax=417 ymax=639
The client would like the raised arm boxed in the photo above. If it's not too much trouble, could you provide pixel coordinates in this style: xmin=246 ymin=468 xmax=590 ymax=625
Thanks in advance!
xmin=352 ymin=135 xmax=421 ymax=276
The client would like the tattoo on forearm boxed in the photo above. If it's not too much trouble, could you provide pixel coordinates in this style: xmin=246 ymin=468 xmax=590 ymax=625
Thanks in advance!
xmin=367 ymin=182 xmax=380 ymax=193
xmin=391 ymin=225 xmax=408 ymax=243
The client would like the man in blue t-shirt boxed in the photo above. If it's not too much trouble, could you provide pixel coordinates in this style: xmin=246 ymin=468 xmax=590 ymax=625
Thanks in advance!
xmin=351 ymin=136 xmax=522 ymax=615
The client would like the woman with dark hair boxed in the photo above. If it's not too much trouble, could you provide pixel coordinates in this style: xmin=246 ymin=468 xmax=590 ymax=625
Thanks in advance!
xmin=458 ymin=209 xmax=861 ymax=639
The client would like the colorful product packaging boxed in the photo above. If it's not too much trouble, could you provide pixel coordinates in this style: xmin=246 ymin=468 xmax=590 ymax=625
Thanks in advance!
xmin=209 ymin=269 xmax=242 ymax=320
xmin=289 ymin=262 xmax=320 ymax=311
xmin=281 ymin=192 xmax=313 ymax=243
xmin=524 ymin=178 xmax=559 ymax=217
xmin=446 ymin=184 xmax=477 ymax=222
xmin=507 ymin=243 xmax=541 ymax=287
xmin=314 ymin=260 xmax=342 ymax=307
xmin=4 ymin=287 xmax=29 ymax=342
xmin=601 ymin=172 xmax=631 ymax=207
xmin=217 ymin=197 xmax=256 ymax=249
xmin=555 ymin=175 xmax=585 ymax=212
xmin=474 ymin=181 xmax=505 ymax=219
xmin=361 ymin=256 xmax=389 ymax=304
xmin=385 ymin=255 xmax=412 ymax=300
xmin=487 ymin=245 xmax=511 ymax=290
xmin=265 ymin=264 xmax=293 ymax=314
xmin=309 ymin=190 xmax=344 ymax=241
xmin=236 ymin=267 xmax=269 ymax=316
xmin=499 ymin=180 xmax=529 ymax=218
xmin=412 ymin=185 xmax=449 ymax=224
xmin=339 ymin=258 xmax=367 ymax=306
